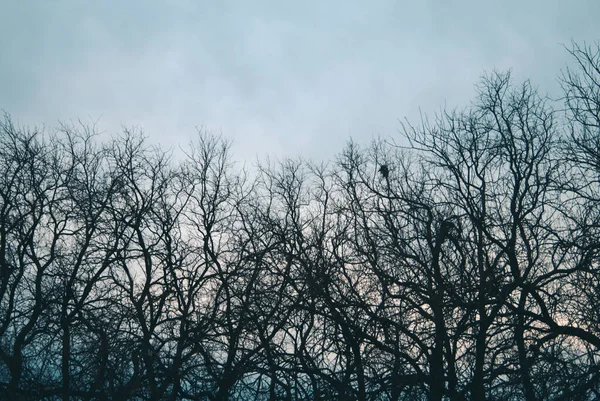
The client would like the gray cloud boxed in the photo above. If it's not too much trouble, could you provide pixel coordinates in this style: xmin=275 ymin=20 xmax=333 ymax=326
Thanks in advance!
xmin=1 ymin=0 xmax=598 ymax=161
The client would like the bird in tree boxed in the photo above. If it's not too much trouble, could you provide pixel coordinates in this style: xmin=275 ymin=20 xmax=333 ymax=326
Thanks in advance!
xmin=378 ymin=164 xmax=389 ymax=179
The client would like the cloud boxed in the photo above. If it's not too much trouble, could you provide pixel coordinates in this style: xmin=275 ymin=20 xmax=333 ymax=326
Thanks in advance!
xmin=1 ymin=0 xmax=598 ymax=162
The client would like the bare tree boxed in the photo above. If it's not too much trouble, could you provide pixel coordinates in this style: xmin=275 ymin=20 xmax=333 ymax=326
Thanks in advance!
xmin=2 ymin=41 xmax=600 ymax=401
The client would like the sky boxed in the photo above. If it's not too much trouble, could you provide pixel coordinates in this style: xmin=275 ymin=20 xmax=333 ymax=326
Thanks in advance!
xmin=1 ymin=1 xmax=599 ymax=163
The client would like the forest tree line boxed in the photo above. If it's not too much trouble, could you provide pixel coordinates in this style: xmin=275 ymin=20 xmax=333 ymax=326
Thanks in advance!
xmin=1 ymin=42 xmax=600 ymax=400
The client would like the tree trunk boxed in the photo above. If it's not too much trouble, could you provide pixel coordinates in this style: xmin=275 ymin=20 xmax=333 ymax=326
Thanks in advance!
xmin=61 ymin=314 xmax=71 ymax=401
xmin=516 ymin=290 xmax=537 ymax=401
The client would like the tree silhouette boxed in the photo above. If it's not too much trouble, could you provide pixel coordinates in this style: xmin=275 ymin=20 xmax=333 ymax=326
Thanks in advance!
xmin=1 ymin=42 xmax=600 ymax=400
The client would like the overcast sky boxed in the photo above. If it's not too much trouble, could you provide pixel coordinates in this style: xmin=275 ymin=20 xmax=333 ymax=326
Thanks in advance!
xmin=1 ymin=1 xmax=599 ymax=162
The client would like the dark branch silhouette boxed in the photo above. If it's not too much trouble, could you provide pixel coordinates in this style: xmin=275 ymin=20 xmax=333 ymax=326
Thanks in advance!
xmin=1 ymin=42 xmax=600 ymax=400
